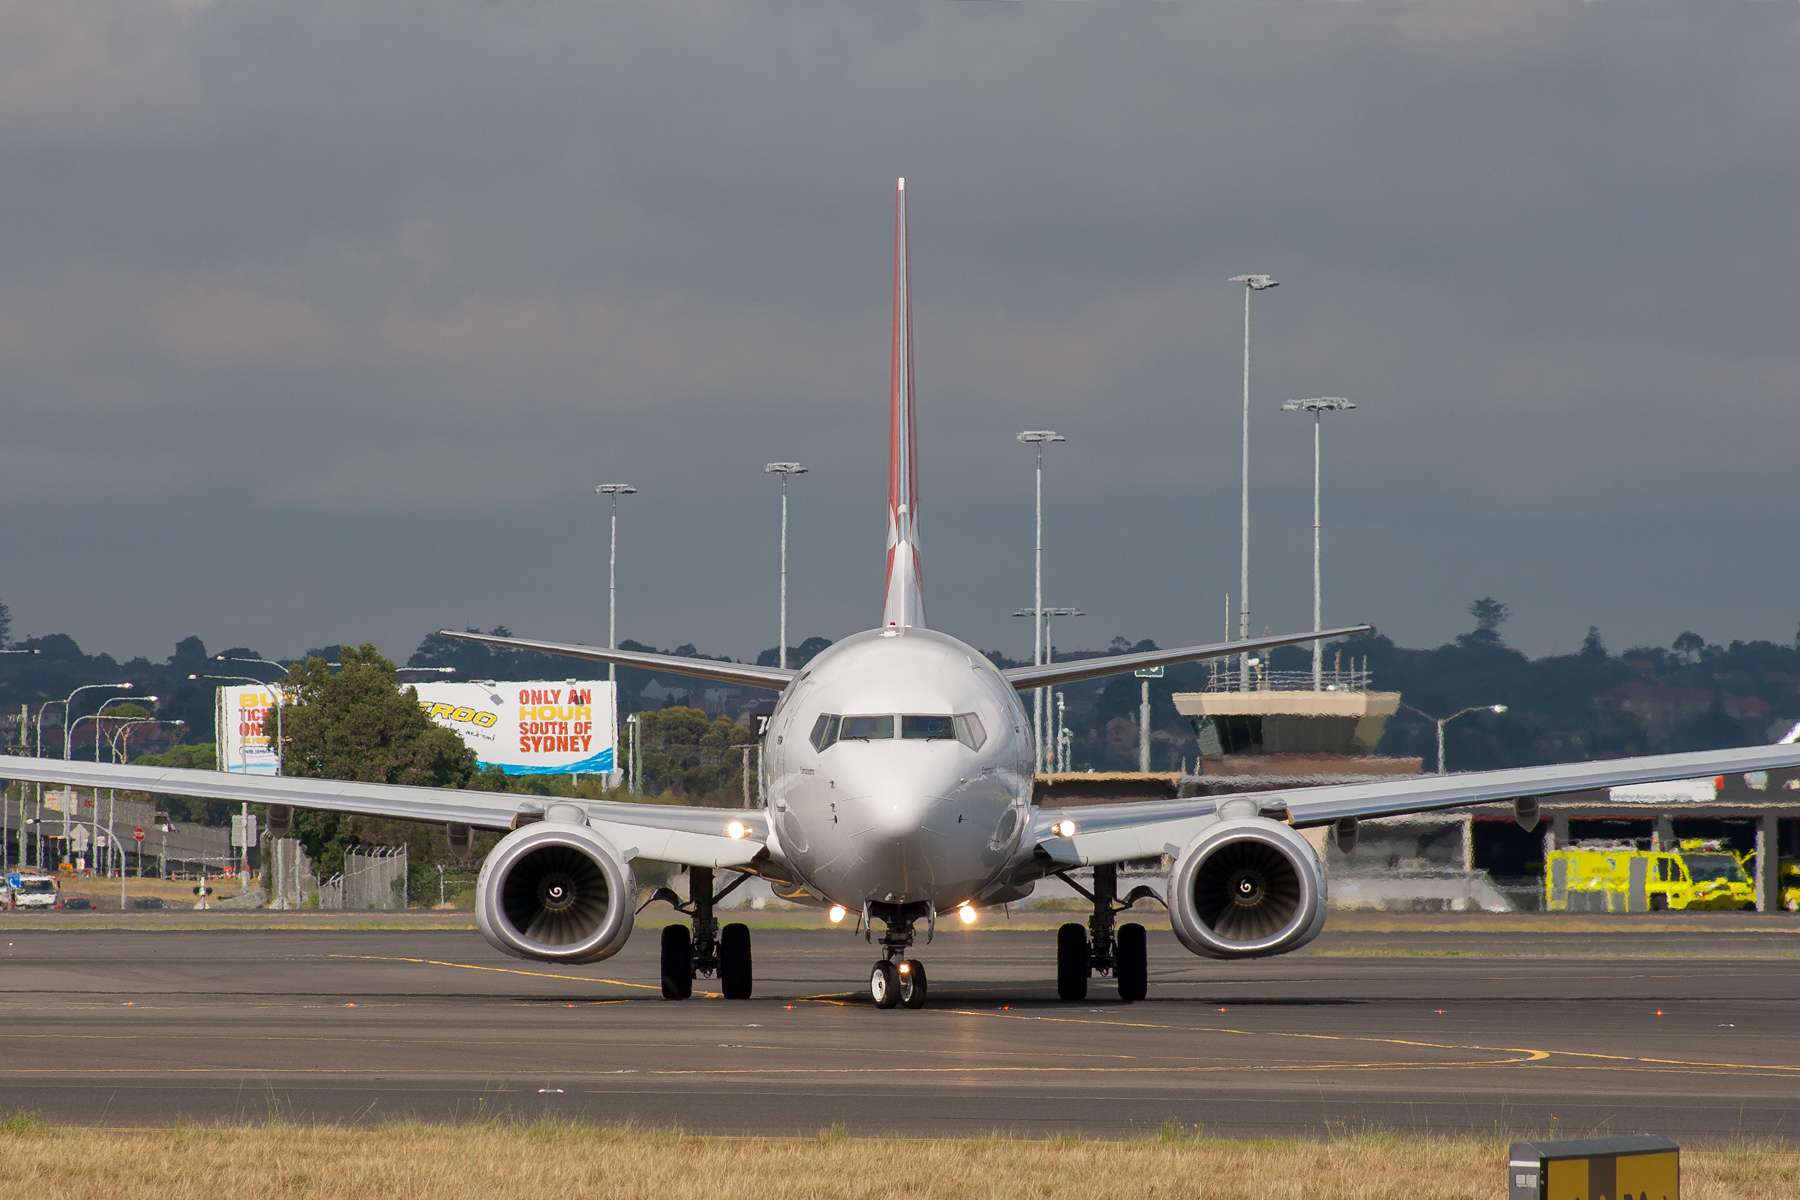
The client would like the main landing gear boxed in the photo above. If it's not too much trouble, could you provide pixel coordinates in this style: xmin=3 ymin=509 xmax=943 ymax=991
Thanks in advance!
xmin=865 ymin=901 xmax=931 ymax=1010
xmin=1054 ymin=863 xmax=1160 ymax=1003
xmin=643 ymin=866 xmax=754 ymax=1000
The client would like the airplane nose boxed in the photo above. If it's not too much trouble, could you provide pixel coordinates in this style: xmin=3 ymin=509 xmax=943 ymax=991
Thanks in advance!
xmin=867 ymin=789 xmax=931 ymax=840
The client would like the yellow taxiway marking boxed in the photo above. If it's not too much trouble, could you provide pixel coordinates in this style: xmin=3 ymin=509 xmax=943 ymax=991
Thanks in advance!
xmin=942 ymin=1008 xmax=1800 ymax=1076
xmin=323 ymin=953 xmax=721 ymax=996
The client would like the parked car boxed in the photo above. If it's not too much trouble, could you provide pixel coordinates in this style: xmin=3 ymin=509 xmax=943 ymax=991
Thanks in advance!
xmin=130 ymin=896 xmax=165 ymax=910
xmin=7 ymin=874 xmax=59 ymax=910
xmin=58 ymin=895 xmax=94 ymax=911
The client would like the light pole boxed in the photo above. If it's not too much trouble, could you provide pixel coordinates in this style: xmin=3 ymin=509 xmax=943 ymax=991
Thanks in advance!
xmin=1228 ymin=274 xmax=1277 ymax=690
xmin=596 ymin=483 xmax=637 ymax=786
xmin=58 ymin=684 xmax=133 ymax=870
xmin=1402 ymin=703 xmax=1508 ymax=775
xmin=1016 ymin=430 xmax=1066 ymax=768
xmin=61 ymin=682 xmax=132 ymax=762
xmin=763 ymin=464 xmax=808 ymax=669
xmin=110 ymin=718 xmax=183 ymax=886
xmin=1012 ymin=605 xmax=1082 ymax=771
xmin=1281 ymin=397 xmax=1355 ymax=690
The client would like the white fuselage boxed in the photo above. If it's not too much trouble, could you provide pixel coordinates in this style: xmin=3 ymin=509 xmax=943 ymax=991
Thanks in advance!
xmin=760 ymin=626 xmax=1037 ymax=911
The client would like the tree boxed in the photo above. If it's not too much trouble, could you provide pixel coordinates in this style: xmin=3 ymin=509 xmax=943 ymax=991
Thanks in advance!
xmin=1671 ymin=631 xmax=1705 ymax=664
xmin=633 ymin=706 xmax=756 ymax=801
xmin=1457 ymin=598 xmax=1510 ymax=648
xmin=1580 ymin=626 xmax=1607 ymax=662
xmin=277 ymin=644 xmax=477 ymax=788
xmin=274 ymin=644 xmax=482 ymax=880
xmin=0 ymin=597 xmax=10 ymax=647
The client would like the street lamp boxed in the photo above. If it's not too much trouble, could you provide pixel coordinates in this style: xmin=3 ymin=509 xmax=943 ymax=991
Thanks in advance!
xmin=1013 ymin=605 xmax=1083 ymax=771
xmin=1281 ymin=397 xmax=1355 ymax=690
xmin=763 ymin=464 xmax=808 ymax=669
xmin=1228 ymin=273 xmax=1277 ymax=691
xmin=1016 ymin=430 xmax=1066 ymax=768
xmin=61 ymin=682 xmax=132 ymax=761
xmin=594 ymin=484 xmax=638 ymax=688
xmin=1401 ymin=703 xmax=1508 ymax=775
xmin=71 ymin=696 xmax=158 ymax=873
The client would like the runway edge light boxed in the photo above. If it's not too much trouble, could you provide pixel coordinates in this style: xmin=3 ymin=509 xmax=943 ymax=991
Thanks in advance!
xmin=1508 ymin=1134 xmax=1677 ymax=1200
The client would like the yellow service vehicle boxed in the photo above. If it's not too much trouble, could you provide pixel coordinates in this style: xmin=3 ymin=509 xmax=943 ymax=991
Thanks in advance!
xmin=1546 ymin=841 xmax=1756 ymax=913
xmin=1781 ymin=858 xmax=1800 ymax=913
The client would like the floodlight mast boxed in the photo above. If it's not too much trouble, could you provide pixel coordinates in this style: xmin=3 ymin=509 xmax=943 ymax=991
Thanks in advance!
xmin=1228 ymin=274 xmax=1276 ymax=691
xmin=1016 ymin=431 xmax=1065 ymax=770
xmin=1280 ymin=397 xmax=1355 ymax=689
xmin=595 ymin=485 xmax=638 ymax=690
xmin=763 ymin=464 xmax=808 ymax=669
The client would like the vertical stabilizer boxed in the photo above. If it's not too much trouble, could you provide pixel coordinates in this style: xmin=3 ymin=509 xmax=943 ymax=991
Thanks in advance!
xmin=883 ymin=177 xmax=926 ymax=630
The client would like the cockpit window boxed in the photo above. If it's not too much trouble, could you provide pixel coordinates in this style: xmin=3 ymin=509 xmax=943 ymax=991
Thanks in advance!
xmin=954 ymin=713 xmax=987 ymax=751
xmin=839 ymin=715 xmax=895 ymax=741
xmin=811 ymin=712 xmax=984 ymax=750
xmin=809 ymin=714 xmax=841 ymax=753
xmin=901 ymin=715 xmax=954 ymax=740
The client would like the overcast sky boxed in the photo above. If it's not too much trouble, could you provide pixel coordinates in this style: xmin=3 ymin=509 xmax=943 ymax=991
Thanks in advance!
xmin=2 ymin=1 xmax=1796 ymax=669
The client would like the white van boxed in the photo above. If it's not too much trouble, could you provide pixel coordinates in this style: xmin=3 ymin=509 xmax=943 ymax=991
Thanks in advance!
xmin=6 ymin=873 xmax=59 ymax=910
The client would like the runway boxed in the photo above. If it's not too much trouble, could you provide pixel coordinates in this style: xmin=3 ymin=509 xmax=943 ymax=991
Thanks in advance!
xmin=2 ymin=917 xmax=1797 ymax=1138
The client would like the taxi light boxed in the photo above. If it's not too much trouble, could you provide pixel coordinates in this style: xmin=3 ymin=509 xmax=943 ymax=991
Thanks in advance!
xmin=726 ymin=821 xmax=748 ymax=840
xmin=897 ymin=962 xmax=911 ymax=974
xmin=958 ymin=904 xmax=977 ymax=924
xmin=828 ymin=905 xmax=847 ymax=924
xmin=1053 ymin=818 xmax=1077 ymax=838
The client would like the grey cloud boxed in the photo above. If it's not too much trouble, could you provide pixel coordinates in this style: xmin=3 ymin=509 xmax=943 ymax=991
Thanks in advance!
xmin=1 ymin=1 xmax=1796 ymax=667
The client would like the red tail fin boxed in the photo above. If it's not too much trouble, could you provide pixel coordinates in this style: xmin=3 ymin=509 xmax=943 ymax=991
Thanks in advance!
xmin=883 ymin=177 xmax=925 ymax=630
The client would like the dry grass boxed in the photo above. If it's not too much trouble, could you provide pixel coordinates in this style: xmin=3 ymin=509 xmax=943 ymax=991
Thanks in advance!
xmin=0 ymin=1118 xmax=1792 ymax=1199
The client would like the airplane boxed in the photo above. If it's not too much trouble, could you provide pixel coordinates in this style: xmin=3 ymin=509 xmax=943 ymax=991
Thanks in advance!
xmin=10 ymin=177 xmax=1800 ymax=1010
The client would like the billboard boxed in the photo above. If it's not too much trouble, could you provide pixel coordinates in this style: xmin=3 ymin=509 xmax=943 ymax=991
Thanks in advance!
xmin=216 ymin=684 xmax=285 ymax=776
xmin=414 ymin=681 xmax=616 ymax=776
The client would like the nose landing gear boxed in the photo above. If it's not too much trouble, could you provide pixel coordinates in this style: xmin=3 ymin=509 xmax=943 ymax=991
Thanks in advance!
xmin=864 ymin=902 xmax=932 ymax=1009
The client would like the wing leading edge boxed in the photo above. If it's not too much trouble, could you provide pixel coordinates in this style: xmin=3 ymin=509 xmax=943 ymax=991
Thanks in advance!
xmin=0 ymin=756 xmax=768 ymax=870
xmin=1001 ymin=624 xmax=1370 ymax=691
xmin=437 ymin=630 xmax=797 ymax=690
xmin=1031 ymin=740 xmax=1800 ymax=868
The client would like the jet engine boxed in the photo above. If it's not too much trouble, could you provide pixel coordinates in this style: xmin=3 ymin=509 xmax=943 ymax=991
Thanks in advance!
xmin=476 ymin=809 xmax=636 ymax=964
xmin=1167 ymin=813 xmax=1326 ymax=959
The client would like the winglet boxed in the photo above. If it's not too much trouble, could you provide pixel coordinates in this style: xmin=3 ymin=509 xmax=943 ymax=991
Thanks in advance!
xmin=883 ymin=177 xmax=926 ymax=631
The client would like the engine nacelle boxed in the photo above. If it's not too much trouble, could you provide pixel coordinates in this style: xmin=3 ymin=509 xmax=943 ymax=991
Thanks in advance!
xmin=476 ymin=817 xmax=636 ymax=964
xmin=1168 ymin=816 xmax=1327 ymax=959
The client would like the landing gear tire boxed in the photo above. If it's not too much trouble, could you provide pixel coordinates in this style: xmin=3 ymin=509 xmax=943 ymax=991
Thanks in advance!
xmin=720 ymin=922 xmax=753 ymax=1000
xmin=1115 ymin=922 xmax=1147 ymax=1003
xmin=899 ymin=959 xmax=928 ymax=1009
xmin=1056 ymin=922 xmax=1089 ymax=1002
xmin=870 ymin=960 xmax=900 ymax=1009
xmin=660 ymin=924 xmax=693 ymax=1000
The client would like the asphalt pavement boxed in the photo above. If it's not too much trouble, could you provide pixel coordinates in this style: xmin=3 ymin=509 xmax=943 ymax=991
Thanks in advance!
xmin=1 ymin=917 xmax=1796 ymax=1139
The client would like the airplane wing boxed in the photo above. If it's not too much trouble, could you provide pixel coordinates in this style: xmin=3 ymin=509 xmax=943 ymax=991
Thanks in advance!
xmin=0 ymin=756 xmax=769 ymax=870
xmin=1029 ymin=740 xmax=1800 ymax=868
xmin=437 ymin=630 xmax=797 ymax=691
xmin=1000 ymin=625 xmax=1370 ymax=690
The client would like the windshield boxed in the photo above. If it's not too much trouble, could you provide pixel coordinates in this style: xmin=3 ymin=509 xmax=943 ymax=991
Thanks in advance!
xmin=839 ymin=715 xmax=895 ymax=741
xmin=16 ymin=880 xmax=54 ymax=894
xmin=1683 ymin=854 xmax=1747 ymax=884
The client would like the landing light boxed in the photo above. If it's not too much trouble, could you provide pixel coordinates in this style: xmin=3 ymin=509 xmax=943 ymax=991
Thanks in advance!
xmin=897 ymin=962 xmax=911 ymax=975
xmin=726 ymin=821 xmax=748 ymax=840
xmin=828 ymin=905 xmax=847 ymax=923
xmin=958 ymin=904 xmax=977 ymax=924
xmin=1053 ymin=819 xmax=1077 ymax=838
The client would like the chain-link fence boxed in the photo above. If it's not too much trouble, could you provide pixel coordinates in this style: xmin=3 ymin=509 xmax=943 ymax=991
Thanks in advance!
xmin=340 ymin=846 xmax=408 ymax=910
